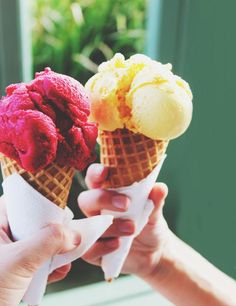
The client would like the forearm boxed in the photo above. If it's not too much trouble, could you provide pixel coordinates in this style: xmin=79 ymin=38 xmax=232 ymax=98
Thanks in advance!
xmin=143 ymin=232 xmax=236 ymax=306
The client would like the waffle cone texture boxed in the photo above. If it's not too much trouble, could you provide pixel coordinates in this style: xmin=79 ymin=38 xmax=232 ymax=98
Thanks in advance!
xmin=99 ymin=129 xmax=168 ymax=188
xmin=1 ymin=156 xmax=74 ymax=208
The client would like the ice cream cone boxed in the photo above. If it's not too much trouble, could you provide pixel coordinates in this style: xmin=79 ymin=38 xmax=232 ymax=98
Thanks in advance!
xmin=99 ymin=128 xmax=168 ymax=188
xmin=86 ymin=53 xmax=192 ymax=281
xmin=1 ymin=155 xmax=74 ymax=209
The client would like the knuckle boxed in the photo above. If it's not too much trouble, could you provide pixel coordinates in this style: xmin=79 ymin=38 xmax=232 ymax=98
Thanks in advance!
xmin=159 ymin=183 xmax=168 ymax=197
xmin=85 ymin=164 xmax=95 ymax=185
xmin=78 ymin=192 xmax=92 ymax=214
xmin=48 ymin=224 xmax=65 ymax=244
xmin=85 ymin=176 xmax=91 ymax=188
xmin=77 ymin=191 xmax=87 ymax=206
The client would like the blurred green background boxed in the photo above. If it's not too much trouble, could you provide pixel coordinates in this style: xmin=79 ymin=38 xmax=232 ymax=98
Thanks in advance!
xmin=32 ymin=0 xmax=146 ymax=84
xmin=0 ymin=0 xmax=236 ymax=296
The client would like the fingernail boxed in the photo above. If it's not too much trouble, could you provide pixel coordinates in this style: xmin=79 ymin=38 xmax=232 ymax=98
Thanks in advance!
xmin=112 ymin=195 xmax=129 ymax=210
xmin=72 ymin=232 xmax=81 ymax=246
xmin=119 ymin=220 xmax=134 ymax=234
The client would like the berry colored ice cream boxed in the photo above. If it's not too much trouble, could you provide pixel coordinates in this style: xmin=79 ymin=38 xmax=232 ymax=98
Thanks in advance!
xmin=0 ymin=68 xmax=98 ymax=173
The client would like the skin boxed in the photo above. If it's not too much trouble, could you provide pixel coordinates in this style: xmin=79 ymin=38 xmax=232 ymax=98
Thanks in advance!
xmin=0 ymin=197 xmax=81 ymax=306
xmin=78 ymin=163 xmax=168 ymax=278
xmin=1 ymin=163 xmax=235 ymax=306
xmin=78 ymin=163 xmax=236 ymax=306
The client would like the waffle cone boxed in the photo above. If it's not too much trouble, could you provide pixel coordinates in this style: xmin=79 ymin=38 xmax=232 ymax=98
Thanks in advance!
xmin=99 ymin=129 xmax=168 ymax=188
xmin=1 ymin=156 xmax=74 ymax=209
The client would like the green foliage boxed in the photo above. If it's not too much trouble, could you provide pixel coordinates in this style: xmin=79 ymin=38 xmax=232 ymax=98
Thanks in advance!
xmin=32 ymin=0 xmax=147 ymax=84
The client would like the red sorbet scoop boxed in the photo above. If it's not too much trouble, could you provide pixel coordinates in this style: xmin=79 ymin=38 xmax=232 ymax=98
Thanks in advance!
xmin=0 ymin=68 xmax=98 ymax=173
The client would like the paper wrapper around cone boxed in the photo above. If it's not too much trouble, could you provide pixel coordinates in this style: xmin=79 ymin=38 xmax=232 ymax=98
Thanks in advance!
xmin=2 ymin=173 xmax=113 ymax=305
xmin=0 ymin=155 xmax=74 ymax=305
xmin=1 ymin=156 xmax=113 ymax=305
xmin=99 ymin=129 xmax=168 ymax=281
xmin=0 ymin=155 xmax=74 ymax=208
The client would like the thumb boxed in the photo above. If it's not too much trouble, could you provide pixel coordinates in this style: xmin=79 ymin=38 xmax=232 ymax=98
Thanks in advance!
xmin=11 ymin=224 xmax=80 ymax=275
xmin=148 ymin=183 xmax=168 ymax=224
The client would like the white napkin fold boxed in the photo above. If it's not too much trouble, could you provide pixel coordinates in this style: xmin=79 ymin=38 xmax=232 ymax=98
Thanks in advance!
xmin=2 ymin=174 xmax=113 ymax=305
xmin=101 ymin=155 xmax=166 ymax=280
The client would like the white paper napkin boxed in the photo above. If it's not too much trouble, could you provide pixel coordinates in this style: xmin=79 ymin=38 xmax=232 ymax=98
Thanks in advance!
xmin=2 ymin=174 xmax=113 ymax=305
xmin=101 ymin=155 xmax=166 ymax=280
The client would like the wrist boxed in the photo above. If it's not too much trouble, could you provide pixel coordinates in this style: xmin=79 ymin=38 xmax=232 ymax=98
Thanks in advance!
xmin=141 ymin=230 xmax=177 ymax=287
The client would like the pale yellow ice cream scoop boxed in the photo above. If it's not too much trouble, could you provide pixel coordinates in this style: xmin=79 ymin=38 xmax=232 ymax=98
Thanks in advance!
xmin=85 ymin=53 xmax=193 ymax=140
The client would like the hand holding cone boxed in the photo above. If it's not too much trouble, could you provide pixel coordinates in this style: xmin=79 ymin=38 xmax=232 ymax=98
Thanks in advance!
xmin=85 ymin=53 xmax=193 ymax=280
xmin=0 ymin=68 xmax=98 ymax=304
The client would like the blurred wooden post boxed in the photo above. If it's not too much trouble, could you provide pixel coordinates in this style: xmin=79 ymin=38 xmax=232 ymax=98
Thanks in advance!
xmin=0 ymin=0 xmax=32 ymax=95
xmin=145 ymin=0 xmax=163 ymax=59
xmin=145 ymin=0 xmax=183 ymax=68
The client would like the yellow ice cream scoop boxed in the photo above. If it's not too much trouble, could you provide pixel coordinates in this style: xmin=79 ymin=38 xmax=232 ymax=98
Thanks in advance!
xmin=85 ymin=53 xmax=193 ymax=140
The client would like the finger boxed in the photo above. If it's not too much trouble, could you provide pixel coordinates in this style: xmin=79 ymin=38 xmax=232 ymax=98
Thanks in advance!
xmin=0 ymin=228 xmax=12 ymax=244
xmin=0 ymin=196 xmax=10 ymax=234
xmin=78 ymin=189 xmax=130 ymax=217
xmin=148 ymin=183 xmax=168 ymax=224
xmin=48 ymin=263 xmax=71 ymax=284
xmin=11 ymin=224 xmax=81 ymax=274
xmin=85 ymin=163 xmax=108 ymax=189
xmin=102 ymin=219 xmax=135 ymax=238
xmin=82 ymin=238 xmax=120 ymax=266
